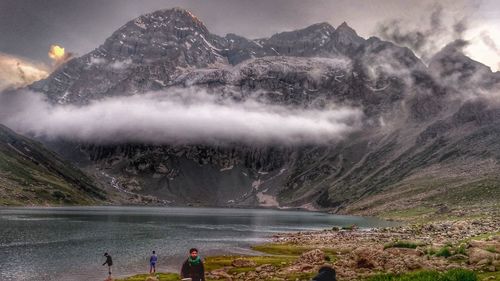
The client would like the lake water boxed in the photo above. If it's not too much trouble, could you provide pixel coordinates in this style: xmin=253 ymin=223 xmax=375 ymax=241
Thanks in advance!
xmin=0 ymin=206 xmax=395 ymax=281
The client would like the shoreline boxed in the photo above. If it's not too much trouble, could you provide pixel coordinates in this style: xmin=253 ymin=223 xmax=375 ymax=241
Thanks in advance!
xmin=2 ymin=205 xmax=497 ymax=280
xmin=116 ymin=216 xmax=499 ymax=281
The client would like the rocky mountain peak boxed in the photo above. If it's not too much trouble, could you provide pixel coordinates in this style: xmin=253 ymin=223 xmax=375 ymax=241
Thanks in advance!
xmin=136 ymin=7 xmax=209 ymax=34
xmin=331 ymin=22 xmax=364 ymax=52
xmin=22 ymin=8 xmax=500 ymax=213
xmin=429 ymin=39 xmax=494 ymax=86
xmin=305 ymin=22 xmax=336 ymax=34
xmin=96 ymin=8 xmax=223 ymax=65
xmin=267 ymin=22 xmax=335 ymax=42
xmin=337 ymin=21 xmax=353 ymax=31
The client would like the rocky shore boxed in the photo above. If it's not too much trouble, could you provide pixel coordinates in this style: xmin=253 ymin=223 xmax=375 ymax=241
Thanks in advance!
xmin=262 ymin=218 xmax=499 ymax=280
xmin=117 ymin=217 xmax=499 ymax=281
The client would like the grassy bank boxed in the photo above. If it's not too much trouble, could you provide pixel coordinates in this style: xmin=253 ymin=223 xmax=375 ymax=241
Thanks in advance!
xmin=116 ymin=243 xmax=331 ymax=281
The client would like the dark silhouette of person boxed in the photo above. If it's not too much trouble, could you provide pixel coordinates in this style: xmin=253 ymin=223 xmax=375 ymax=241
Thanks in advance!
xmin=181 ymin=248 xmax=205 ymax=281
xmin=312 ymin=266 xmax=336 ymax=281
xmin=102 ymin=252 xmax=113 ymax=276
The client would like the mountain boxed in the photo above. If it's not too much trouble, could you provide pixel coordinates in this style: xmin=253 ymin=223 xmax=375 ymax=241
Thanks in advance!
xmin=23 ymin=8 xmax=499 ymax=216
xmin=0 ymin=124 xmax=106 ymax=205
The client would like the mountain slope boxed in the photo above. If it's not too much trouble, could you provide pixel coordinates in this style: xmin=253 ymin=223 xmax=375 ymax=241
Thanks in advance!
xmin=17 ymin=8 xmax=500 ymax=215
xmin=0 ymin=124 xmax=106 ymax=205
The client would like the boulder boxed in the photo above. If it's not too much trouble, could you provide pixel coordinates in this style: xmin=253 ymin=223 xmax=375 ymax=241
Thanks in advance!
xmin=255 ymin=264 xmax=275 ymax=273
xmin=448 ymin=254 xmax=468 ymax=262
xmin=298 ymin=249 xmax=325 ymax=265
xmin=469 ymin=240 xmax=500 ymax=252
xmin=209 ymin=268 xmax=233 ymax=280
xmin=468 ymin=247 xmax=499 ymax=264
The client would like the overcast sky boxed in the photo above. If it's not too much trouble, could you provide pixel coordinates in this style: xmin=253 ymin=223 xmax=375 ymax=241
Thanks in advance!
xmin=1 ymin=0 xmax=500 ymax=69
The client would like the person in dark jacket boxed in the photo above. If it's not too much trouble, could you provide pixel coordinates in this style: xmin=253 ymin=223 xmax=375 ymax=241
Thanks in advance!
xmin=181 ymin=248 xmax=205 ymax=281
xmin=312 ymin=266 xmax=336 ymax=281
xmin=102 ymin=252 xmax=113 ymax=276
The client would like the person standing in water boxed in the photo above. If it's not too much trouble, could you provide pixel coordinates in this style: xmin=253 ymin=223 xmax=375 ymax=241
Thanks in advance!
xmin=102 ymin=252 xmax=113 ymax=276
xmin=149 ymin=250 xmax=158 ymax=274
xmin=181 ymin=248 xmax=205 ymax=281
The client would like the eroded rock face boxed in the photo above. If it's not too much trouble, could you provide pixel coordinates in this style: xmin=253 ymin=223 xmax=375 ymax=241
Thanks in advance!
xmin=28 ymin=8 xmax=500 ymax=209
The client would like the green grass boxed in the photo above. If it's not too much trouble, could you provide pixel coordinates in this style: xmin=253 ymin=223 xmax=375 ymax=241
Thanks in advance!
xmin=456 ymin=244 xmax=467 ymax=255
xmin=478 ymin=271 xmax=500 ymax=281
xmin=366 ymin=269 xmax=478 ymax=281
xmin=284 ymin=271 xmax=317 ymax=280
xmin=203 ymin=243 xmax=337 ymax=280
xmin=116 ymin=243 xmax=336 ymax=281
xmin=204 ymin=255 xmax=295 ymax=272
xmin=379 ymin=206 xmax=437 ymax=222
xmin=342 ymin=224 xmax=358 ymax=230
xmin=114 ymin=273 xmax=179 ymax=281
xmin=0 ymin=124 xmax=106 ymax=206
xmin=468 ymin=232 xmax=500 ymax=242
xmin=384 ymin=241 xmax=420 ymax=250
xmin=435 ymin=247 xmax=452 ymax=258
xmin=204 ymin=253 xmax=313 ymax=281
xmin=485 ymin=246 xmax=498 ymax=253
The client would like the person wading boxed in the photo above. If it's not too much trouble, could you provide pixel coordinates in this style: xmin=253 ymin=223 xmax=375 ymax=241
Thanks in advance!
xmin=102 ymin=252 xmax=113 ymax=276
xmin=180 ymin=248 xmax=205 ymax=281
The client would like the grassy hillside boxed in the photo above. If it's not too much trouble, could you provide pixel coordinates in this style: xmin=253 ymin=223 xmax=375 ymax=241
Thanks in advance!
xmin=0 ymin=124 xmax=106 ymax=205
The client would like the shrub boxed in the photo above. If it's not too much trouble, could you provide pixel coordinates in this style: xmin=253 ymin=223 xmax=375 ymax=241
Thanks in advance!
xmin=442 ymin=269 xmax=478 ymax=281
xmin=485 ymin=246 xmax=497 ymax=253
xmin=342 ymin=224 xmax=357 ymax=230
xmin=436 ymin=247 xmax=452 ymax=258
xmin=51 ymin=190 xmax=66 ymax=200
xmin=384 ymin=240 xmax=419 ymax=250
xmin=424 ymin=247 xmax=436 ymax=256
xmin=455 ymin=244 xmax=467 ymax=255
xmin=367 ymin=269 xmax=477 ymax=281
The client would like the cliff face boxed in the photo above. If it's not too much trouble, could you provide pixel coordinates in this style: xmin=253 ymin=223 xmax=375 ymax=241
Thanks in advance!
xmin=24 ymin=8 xmax=500 ymax=213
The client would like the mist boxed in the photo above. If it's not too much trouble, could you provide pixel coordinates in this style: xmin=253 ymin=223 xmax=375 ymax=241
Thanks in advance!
xmin=376 ymin=4 xmax=473 ymax=62
xmin=0 ymin=88 xmax=363 ymax=145
xmin=0 ymin=53 xmax=48 ymax=91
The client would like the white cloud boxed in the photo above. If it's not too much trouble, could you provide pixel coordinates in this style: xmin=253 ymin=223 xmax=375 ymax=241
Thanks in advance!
xmin=0 ymin=53 xmax=49 ymax=91
xmin=0 ymin=88 xmax=363 ymax=145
